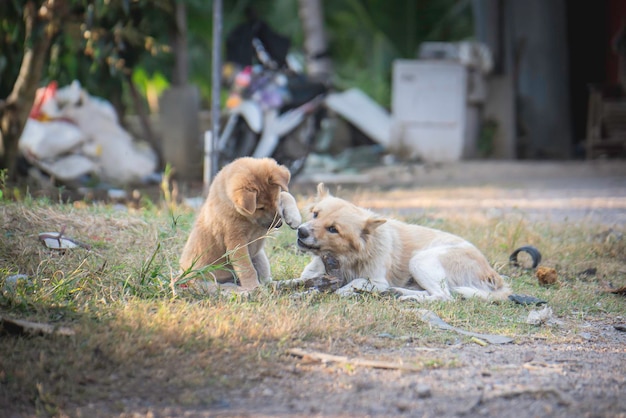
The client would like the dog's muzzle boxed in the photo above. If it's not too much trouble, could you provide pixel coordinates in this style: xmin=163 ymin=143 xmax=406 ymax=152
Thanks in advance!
xmin=297 ymin=226 xmax=320 ymax=251
xmin=297 ymin=226 xmax=309 ymax=239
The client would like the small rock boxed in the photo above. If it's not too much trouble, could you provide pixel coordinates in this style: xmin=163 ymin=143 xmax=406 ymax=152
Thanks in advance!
xmin=414 ymin=384 xmax=431 ymax=399
xmin=107 ymin=188 xmax=127 ymax=200
xmin=396 ymin=402 xmax=411 ymax=412
xmin=522 ymin=351 xmax=536 ymax=363
xmin=3 ymin=274 xmax=29 ymax=291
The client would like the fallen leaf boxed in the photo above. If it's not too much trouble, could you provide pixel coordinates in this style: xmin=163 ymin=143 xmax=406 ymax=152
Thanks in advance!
xmin=536 ymin=266 xmax=559 ymax=286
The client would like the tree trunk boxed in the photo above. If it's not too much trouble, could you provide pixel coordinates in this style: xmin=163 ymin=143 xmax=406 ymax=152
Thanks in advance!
xmin=172 ymin=1 xmax=188 ymax=86
xmin=0 ymin=0 xmax=62 ymax=179
xmin=297 ymin=0 xmax=333 ymax=83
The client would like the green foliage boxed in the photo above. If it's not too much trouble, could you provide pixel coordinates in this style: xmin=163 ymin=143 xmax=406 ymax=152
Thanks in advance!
xmin=324 ymin=0 xmax=474 ymax=107
xmin=0 ymin=1 xmax=31 ymax=98
xmin=1 ymin=0 xmax=474 ymax=125
xmin=0 ymin=169 xmax=6 ymax=200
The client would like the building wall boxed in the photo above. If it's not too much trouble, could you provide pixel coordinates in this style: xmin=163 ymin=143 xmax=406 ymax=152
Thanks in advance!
xmin=509 ymin=0 xmax=572 ymax=158
xmin=607 ymin=0 xmax=626 ymax=84
xmin=473 ymin=0 xmax=573 ymax=159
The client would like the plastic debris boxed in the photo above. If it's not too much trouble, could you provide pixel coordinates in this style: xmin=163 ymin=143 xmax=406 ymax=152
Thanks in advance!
xmin=413 ymin=308 xmax=513 ymax=344
xmin=38 ymin=229 xmax=91 ymax=250
xmin=19 ymin=80 xmax=157 ymax=185
xmin=508 ymin=294 xmax=548 ymax=306
xmin=2 ymin=274 xmax=30 ymax=292
xmin=526 ymin=306 xmax=561 ymax=326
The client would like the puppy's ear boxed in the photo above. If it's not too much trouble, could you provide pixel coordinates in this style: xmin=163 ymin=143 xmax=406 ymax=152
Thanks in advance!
xmin=316 ymin=182 xmax=329 ymax=199
xmin=233 ymin=188 xmax=257 ymax=215
xmin=271 ymin=165 xmax=291 ymax=191
xmin=362 ymin=217 xmax=386 ymax=238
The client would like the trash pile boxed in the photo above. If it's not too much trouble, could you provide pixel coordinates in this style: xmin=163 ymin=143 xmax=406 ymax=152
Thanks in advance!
xmin=19 ymin=80 xmax=158 ymax=186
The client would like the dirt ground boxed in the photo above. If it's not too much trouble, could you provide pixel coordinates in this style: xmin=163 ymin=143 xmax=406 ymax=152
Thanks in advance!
xmin=208 ymin=336 xmax=626 ymax=418
xmin=71 ymin=160 xmax=626 ymax=418
xmin=74 ymin=332 xmax=625 ymax=418
xmin=294 ymin=159 xmax=626 ymax=225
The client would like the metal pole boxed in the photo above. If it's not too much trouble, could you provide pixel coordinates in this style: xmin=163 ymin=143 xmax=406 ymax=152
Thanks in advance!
xmin=208 ymin=0 xmax=222 ymax=191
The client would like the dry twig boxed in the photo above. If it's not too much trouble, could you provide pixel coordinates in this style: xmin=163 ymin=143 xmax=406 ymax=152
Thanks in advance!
xmin=287 ymin=348 xmax=422 ymax=371
xmin=0 ymin=316 xmax=75 ymax=336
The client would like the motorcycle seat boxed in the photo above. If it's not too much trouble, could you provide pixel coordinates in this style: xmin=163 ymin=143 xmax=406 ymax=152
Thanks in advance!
xmin=281 ymin=76 xmax=327 ymax=111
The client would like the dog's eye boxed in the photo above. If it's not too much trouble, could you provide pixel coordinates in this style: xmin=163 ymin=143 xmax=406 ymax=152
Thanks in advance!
xmin=257 ymin=206 xmax=265 ymax=211
xmin=327 ymin=225 xmax=338 ymax=234
xmin=312 ymin=211 xmax=319 ymax=219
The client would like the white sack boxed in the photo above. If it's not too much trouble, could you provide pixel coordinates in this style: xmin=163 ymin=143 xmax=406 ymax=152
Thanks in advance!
xmin=19 ymin=119 xmax=86 ymax=160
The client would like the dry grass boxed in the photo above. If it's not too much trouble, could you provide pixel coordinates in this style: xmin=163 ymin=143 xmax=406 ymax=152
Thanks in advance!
xmin=0 ymin=191 xmax=624 ymax=416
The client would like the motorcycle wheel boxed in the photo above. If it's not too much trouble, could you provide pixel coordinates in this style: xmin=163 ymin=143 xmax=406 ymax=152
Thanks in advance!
xmin=272 ymin=112 xmax=319 ymax=177
xmin=218 ymin=117 xmax=258 ymax=169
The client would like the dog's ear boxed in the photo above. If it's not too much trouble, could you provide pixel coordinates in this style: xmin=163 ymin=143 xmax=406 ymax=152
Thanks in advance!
xmin=362 ymin=217 xmax=386 ymax=238
xmin=270 ymin=165 xmax=291 ymax=191
xmin=233 ymin=188 xmax=257 ymax=215
xmin=316 ymin=182 xmax=329 ymax=199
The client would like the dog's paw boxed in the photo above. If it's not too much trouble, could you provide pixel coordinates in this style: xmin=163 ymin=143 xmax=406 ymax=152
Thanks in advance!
xmin=290 ymin=288 xmax=320 ymax=300
xmin=335 ymin=286 xmax=359 ymax=298
xmin=381 ymin=287 xmax=405 ymax=298
xmin=279 ymin=191 xmax=302 ymax=229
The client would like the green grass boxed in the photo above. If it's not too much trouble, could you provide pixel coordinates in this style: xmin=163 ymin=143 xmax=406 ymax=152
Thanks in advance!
xmin=0 ymin=196 xmax=624 ymax=415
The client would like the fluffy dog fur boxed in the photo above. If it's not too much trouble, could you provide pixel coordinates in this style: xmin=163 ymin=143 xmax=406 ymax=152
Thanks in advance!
xmin=179 ymin=157 xmax=301 ymax=290
xmin=293 ymin=183 xmax=511 ymax=301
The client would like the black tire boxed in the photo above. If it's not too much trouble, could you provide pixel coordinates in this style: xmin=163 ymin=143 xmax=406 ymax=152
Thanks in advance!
xmin=272 ymin=112 xmax=319 ymax=177
xmin=218 ymin=118 xmax=258 ymax=169
xmin=509 ymin=245 xmax=542 ymax=269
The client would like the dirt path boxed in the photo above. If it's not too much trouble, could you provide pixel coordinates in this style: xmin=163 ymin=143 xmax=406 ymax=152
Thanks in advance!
xmin=294 ymin=160 xmax=626 ymax=225
xmin=72 ymin=323 xmax=626 ymax=418
xmin=218 ymin=331 xmax=626 ymax=418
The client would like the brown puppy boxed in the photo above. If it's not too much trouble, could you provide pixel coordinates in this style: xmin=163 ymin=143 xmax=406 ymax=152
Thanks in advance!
xmin=179 ymin=157 xmax=301 ymax=290
xmin=290 ymin=183 xmax=510 ymax=301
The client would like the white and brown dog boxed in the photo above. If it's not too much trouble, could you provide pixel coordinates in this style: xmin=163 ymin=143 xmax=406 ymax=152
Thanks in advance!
xmin=291 ymin=183 xmax=511 ymax=301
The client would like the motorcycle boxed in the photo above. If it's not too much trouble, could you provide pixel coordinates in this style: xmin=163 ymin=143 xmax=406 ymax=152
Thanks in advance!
xmin=218 ymin=63 xmax=327 ymax=176
xmin=217 ymin=16 xmax=329 ymax=176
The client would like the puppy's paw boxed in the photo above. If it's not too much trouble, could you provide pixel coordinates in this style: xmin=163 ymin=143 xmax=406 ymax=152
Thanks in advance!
xmin=258 ymin=275 xmax=273 ymax=286
xmin=270 ymin=277 xmax=306 ymax=290
xmin=279 ymin=191 xmax=302 ymax=229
